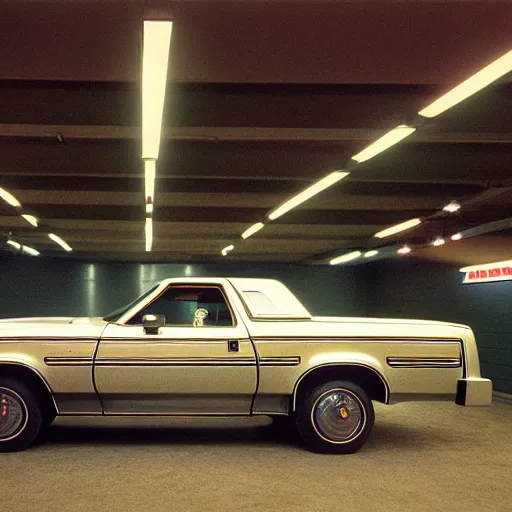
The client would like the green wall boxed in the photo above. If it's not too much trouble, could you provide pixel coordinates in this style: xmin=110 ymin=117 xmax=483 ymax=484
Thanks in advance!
xmin=365 ymin=259 xmax=512 ymax=394
xmin=0 ymin=254 xmax=366 ymax=319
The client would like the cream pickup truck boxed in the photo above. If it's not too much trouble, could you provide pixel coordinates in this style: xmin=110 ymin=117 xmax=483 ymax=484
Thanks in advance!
xmin=0 ymin=277 xmax=492 ymax=453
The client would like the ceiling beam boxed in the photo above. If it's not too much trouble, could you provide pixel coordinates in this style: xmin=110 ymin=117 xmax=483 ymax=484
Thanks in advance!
xmin=2 ymin=124 xmax=512 ymax=144
xmin=8 ymin=189 xmax=452 ymax=211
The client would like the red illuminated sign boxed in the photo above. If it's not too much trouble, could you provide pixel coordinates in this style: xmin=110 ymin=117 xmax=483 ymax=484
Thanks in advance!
xmin=463 ymin=265 xmax=512 ymax=284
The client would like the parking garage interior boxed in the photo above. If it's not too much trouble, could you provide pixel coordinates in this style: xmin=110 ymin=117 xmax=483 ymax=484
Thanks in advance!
xmin=1 ymin=1 xmax=511 ymax=511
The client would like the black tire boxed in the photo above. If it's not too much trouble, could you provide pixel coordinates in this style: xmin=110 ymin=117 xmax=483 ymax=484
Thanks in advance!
xmin=0 ymin=378 xmax=43 ymax=452
xmin=296 ymin=380 xmax=374 ymax=454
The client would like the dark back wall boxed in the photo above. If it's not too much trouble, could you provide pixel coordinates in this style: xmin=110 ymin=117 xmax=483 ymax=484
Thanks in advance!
xmin=0 ymin=255 xmax=366 ymax=319
xmin=365 ymin=259 xmax=512 ymax=394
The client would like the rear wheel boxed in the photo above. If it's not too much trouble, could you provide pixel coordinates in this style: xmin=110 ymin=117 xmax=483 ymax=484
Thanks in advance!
xmin=0 ymin=378 xmax=42 ymax=452
xmin=296 ymin=380 xmax=374 ymax=454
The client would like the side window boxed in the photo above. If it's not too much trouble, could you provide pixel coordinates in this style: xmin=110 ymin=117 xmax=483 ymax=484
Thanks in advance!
xmin=127 ymin=286 xmax=234 ymax=327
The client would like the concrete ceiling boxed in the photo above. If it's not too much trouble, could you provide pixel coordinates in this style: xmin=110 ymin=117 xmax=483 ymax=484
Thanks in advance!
xmin=0 ymin=0 xmax=511 ymax=266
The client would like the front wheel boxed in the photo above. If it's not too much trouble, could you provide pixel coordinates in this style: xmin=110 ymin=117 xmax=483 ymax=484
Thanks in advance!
xmin=0 ymin=378 xmax=42 ymax=452
xmin=296 ymin=380 xmax=374 ymax=454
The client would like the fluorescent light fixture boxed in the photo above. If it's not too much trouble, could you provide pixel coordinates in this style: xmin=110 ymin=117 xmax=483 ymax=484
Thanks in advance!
xmin=145 ymin=160 xmax=156 ymax=202
xmin=21 ymin=214 xmax=38 ymax=227
xmin=419 ymin=50 xmax=512 ymax=118
xmin=268 ymin=171 xmax=349 ymax=220
xmin=351 ymin=125 xmax=416 ymax=163
xmin=0 ymin=187 xmax=21 ymax=207
xmin=432 ymin=237 xmax=445 ymax=247
xmin=329 ymin=250 xmax=362 ymax=265
xmin=460 ymin=260 xmax=512 ymax=273
xmin=7 ymin=239 xmax=40 ymax=256
xmin=22 ymin=245 xmax=40 ymax=256
xmin=241 ymin=222 xmax=264 ymax=239
xmin=145 ymin=217 xmax=153 ymax=252
xmin=146 ymin=202 xmax=154 ymax=214
xmin=451 ymin=233 xmax=463 ymax=241
xmin=443 ymin=200 xmax=461 ymax=213
xmin=364 ymin=250 xmax=379 ymax=258
xmin=142 ymin=20 xmax=173 ymax=160
xmin=221 ymin=244 xmax=234 ymax=256
xmin=374 ymin=218 xmax=421 ymax=239
xmin=7 ymin=240 xmax=21 ymax=250
xmin=397 ymin=245 xmax=412 ymax=255
xmin=48 ymin=233 xmax=72 ymax=252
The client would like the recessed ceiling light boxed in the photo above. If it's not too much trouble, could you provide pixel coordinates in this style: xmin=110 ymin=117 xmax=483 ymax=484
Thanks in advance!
xmin=48 ymin=233 xmax=72 ymax=252
xmin=364 ymin=250 xmax=379 ymax=258
xmin=241 ymin=222 xmax=264 ymax=239
xmin=397 ymin=245 xmax=412 ymax=255
xmin=351 ymin=125 xmax=416 ymax=163
xmin=374 ymin=218 xmax=421 ymax=239
xmin=451 ymin=233 xmax=463 ymax=241
xmin=443 ymin=200 xmax=461 ymax=213
xmin=21 ymin=214 xmax=38 ymax=227
xmin=268 ymin=171 xmax=349 ymax=220
xmin=432 ymin=237 xmax=445 ymax=247
xmin=0 ymin=187 xmax=22 ymax=208
xmin=329 ymin=250 xmax=362 ymax=265
xmin=221 ymin=245 xmax=234 ymax=256
xmin=142 ymin=20 xmax=173 ymax=160
xmin=419 ymin=50 xmax=512 ymax=118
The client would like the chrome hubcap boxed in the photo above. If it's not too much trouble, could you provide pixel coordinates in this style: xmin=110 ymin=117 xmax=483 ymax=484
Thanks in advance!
xmin=313 ymin=389 xmax=365 ymax=443
xmin=0 ymin=389 xmax=26 ymax=440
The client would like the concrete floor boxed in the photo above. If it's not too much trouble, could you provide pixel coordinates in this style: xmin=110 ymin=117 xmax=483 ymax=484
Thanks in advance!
xmin=3 ymin=400 xmax=512 ymax=512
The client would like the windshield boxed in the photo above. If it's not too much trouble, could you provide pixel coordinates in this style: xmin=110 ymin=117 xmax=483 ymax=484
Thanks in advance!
xmin=102 ymin=283 xmax=161 ymax=322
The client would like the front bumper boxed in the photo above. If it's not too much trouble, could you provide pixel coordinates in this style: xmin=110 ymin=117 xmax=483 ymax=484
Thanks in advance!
xmin=456 ymin=378 xmax=493 ymax=406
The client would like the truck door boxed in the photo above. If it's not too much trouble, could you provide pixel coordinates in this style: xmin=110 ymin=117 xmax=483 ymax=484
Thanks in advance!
xmin=94 ymin=284 xmax=257 ymax=415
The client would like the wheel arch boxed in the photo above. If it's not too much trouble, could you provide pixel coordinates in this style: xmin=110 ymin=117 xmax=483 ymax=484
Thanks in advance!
xmin=292 ymin=363 xmax=389 ymax=411
xmin=0 ymin=361 xmax=58 ymax=419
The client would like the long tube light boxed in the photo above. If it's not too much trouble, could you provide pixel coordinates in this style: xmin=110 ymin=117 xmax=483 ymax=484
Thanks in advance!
xmin=22 ymin=245 xmax=40 ymax=256
xmin=419 ymin=50 xmax=512 ymax=119
xmin=374 ymin=218 xmax=421 ymax=239
xmin=0 ymin=187 xmax=21 ymax=207
xmin=460 ymin=260 xmax=512 ymax=273
xmin=7 ymin=240 xmax=40 ymax=256
xmin=145 ymin=217 xmax=153 ymax=252
xmin=241 ymin=222 xmax=264 ymax=239
xmin=48 ymin=233 xmax=72 ymax=252
xmin=221 ymin=245 xmax=234 ymax=256
xmin=364 ymin=250 xmax=379 ymax=258
xmin=351 ymin=125 xmax=416 ymax=163
xmin=145 ymin=160 xmax=156 ymax=202
xmin=142 ymin=20 xmax=173 ymax=160
xmin=21 ymin=214 xmax=38 ymax=227
xmin=7 ymin=240 xmax=21 ymax=250
xmin=330 ymin=250 xmax=362 ymax=265
xmin=268 ymin=171 xmax=349 ymax=220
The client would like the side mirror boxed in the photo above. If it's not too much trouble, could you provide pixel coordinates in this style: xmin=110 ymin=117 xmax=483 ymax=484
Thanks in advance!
xmin=142 ymin=314 xmax=166 ymax=335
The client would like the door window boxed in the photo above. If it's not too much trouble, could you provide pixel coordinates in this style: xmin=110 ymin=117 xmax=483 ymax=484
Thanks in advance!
xmin=127 ymin=286 xmax=234 ymax=327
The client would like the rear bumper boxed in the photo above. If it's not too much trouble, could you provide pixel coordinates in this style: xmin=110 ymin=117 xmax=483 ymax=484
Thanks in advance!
xmin=456 ymin=378 xmax=493 ymax=406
